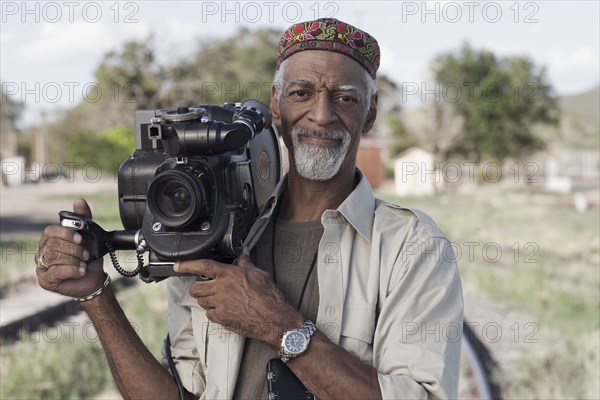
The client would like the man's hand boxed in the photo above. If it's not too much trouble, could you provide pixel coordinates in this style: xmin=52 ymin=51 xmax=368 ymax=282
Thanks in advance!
xmin=36 ymin=199 xmax=106 ymax=298
xmin=175 ymin=254 xmax=304 ymax=347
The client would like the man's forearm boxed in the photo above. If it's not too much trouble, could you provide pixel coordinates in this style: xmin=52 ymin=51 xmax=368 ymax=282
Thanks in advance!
xmin=81 ymin=285 xmax=194 ymax=400
xmin=287 ymin=331 xmax=382 ymax=400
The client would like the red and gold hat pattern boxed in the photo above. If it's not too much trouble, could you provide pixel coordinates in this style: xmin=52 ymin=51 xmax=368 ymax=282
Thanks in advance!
xmin=277 ymin=18 xmax=380 ymax=79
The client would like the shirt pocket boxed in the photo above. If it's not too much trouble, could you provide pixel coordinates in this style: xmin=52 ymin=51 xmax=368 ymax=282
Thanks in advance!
xmin=339 ymin=302 xmax=376 ymax=364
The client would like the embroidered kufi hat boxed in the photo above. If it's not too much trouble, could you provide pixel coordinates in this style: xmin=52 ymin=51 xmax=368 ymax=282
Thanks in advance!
xmin=277 ymin=18 xmax=380 ymax=79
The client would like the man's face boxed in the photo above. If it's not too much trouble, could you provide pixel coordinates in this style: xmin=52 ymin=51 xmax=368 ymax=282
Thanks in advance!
xmin=271 ymin=51 xmax=377 ymax=182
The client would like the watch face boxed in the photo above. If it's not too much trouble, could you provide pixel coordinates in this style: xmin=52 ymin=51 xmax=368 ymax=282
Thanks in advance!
xmin=284 ymin=331 xmax=308 ymax=355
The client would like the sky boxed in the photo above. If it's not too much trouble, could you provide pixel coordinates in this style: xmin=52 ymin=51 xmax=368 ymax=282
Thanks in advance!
xmin=1 ymin=0 xmax=599 ymax=128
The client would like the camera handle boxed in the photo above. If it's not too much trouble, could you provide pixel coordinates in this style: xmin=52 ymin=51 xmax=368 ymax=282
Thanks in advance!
xmin=58 ymin=211 xmax=213 ymax=282
xmin=59 ymin=211 xmax=145 ymax=278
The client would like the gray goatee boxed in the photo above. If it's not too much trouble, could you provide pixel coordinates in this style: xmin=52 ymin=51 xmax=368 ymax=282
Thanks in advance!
xmin=290 ymin=126 xmax=352 ymax=181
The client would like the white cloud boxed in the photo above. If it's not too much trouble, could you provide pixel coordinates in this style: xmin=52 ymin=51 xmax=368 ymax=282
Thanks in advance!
xmin=152 ymin=19 xmax=204 ymax=64
xmin=0 ymin=31 xmax=16 ymax=45
xmin=380 ymin=44 xmax=430 ymax=84
xmin=528 ymin=24 xmax=541 ymax=35
xmin=543 ymin=46 xmax=600 ymax=93
xmin=379 ymin=44 xmax=398 ymax=77
xmin=162 ymin=18 xmax=203 ymax=47
xmin=544 ymin=46 xmax=599 ymax=75
xmin=17 ymin=20 xmax=150 ymax=64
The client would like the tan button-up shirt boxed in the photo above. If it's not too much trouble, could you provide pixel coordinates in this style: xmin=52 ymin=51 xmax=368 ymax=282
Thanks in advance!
xmin=163 ymin=170 xmax=464 ymax=399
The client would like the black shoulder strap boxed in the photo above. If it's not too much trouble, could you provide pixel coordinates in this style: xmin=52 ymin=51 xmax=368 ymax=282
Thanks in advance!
xmin=165 ymin=334 xmax=187 ymax=400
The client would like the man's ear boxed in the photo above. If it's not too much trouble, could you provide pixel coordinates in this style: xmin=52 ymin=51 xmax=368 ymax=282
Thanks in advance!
xmin=270 ymin=86 xmax=281 ymax=127
xmin=362 ymin=94 xmax=378 ymax=135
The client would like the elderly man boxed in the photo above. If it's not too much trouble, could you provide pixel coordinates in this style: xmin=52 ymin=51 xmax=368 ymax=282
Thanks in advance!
xmin=36 ymin=18 xmax=463 ymax=400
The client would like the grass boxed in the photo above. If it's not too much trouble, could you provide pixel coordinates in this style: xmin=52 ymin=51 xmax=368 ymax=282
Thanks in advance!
xmin=0 ymin=337 xmax=115 ymax=399
xmin=0 ymin=236 xmax=40 ymax=284
xmin=377 ymin=188 xmax=600 ymax=335
xmin=0 ymin=281 xmax=168 ymax=400
xmin=473 ymin=261 xmax=600 ymax=335
xmin=508 ymin=331 xmax=600 ymax=399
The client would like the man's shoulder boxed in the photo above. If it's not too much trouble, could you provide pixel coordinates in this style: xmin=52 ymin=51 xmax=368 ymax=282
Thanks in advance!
xmin=372 ymin=198 xmax=448 ymax=242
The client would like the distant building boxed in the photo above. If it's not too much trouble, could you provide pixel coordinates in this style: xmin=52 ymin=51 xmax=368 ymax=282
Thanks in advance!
xmin=356 ymin=138 xmax=385 ymax=189
xmin=394 ymin=147 xmax=437 ymax=196
xmin=545 ymin=157 xmax=572 ymax=194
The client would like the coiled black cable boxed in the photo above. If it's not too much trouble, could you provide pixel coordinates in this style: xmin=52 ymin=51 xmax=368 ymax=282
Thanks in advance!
xmin=107 ymin=242 xmax=144 ymax=277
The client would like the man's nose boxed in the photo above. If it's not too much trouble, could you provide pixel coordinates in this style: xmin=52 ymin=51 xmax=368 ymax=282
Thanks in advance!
xmin=306 ymin=97 xmax=337 ymax=127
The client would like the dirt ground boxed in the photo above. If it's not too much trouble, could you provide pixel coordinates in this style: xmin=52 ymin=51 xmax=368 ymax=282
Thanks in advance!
xmin=1 ymin=177 xmax=118 ymax=239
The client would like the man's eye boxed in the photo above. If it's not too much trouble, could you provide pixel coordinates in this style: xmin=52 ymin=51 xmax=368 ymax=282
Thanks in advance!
xmin=286 ymin=90 xmax=310 ymax=102
xmin=338 ymin=95 xmax=357 ymax=103
xmin=291 ymin=90 xmax=308 ymax=97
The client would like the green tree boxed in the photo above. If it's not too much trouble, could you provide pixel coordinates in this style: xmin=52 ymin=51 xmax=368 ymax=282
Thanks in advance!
xmin=167 ymin=27 xmax=280 ymax=106
xmin=68 ymin=124 xmax=135 ymax=174
xmin=46 ymin=37 xmax=165 ymax=164
xmin=95 ymin=37 xmax=165 ymax=109
xmin=388 ymin=116 xmax=415 ymax=157
xmin=432 ymin=43 xmax=559 ymax=162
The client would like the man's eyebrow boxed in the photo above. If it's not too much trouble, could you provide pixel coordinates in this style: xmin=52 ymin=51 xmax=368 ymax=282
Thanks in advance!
xmin=336 ymin=84 xmax=361 ymax=94
xmin=285 ymin=81 xmax=360 ymax=91
xmin=285 ymin=80 xmax=313 ymax=89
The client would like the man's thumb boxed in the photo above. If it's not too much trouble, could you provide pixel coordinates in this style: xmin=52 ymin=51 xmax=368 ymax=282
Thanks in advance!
xmin=73 ymin=198 xmax=93 ymax=219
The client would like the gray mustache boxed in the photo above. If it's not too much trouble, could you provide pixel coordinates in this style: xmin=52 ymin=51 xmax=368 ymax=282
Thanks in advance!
xmin=291 ymin=127 xmax=350 ymax=141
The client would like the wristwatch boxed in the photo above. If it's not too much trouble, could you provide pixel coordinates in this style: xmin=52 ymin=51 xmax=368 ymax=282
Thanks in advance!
xmin=277 ymin=320 xmax=317 ymax=363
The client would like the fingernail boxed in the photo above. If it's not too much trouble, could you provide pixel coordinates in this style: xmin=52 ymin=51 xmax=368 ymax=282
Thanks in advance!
xmin=173 ymin=261 xmax=179 ymax=271
xmin=80 ymin=261 xmax=86 ymax=268
xmin=79 ymin=267 xmax=86 ymax=276
xmin=73 ymin=233 xmax=82 ymax=243
xmin=83 ymin=249 xmax=89 ymax=260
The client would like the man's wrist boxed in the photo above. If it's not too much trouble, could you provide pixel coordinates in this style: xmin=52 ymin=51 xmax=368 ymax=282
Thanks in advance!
xmin=74 ymin=273 xmax=111 ymax=302
xmin=268 ymin=309 xmax=304 ymax=348
xmin=79 ymin=279 xmax=117 ymax=311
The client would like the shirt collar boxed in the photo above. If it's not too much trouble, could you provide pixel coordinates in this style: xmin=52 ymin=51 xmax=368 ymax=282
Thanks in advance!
xmin=335 ymin=169 xmax=376 ymax=241
xmin=261 ymin=168 xmax=376 ymax=241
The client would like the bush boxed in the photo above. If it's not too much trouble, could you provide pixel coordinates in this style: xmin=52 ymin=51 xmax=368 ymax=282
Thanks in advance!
xmin=68 ymin=125 xmax=135 ymax=176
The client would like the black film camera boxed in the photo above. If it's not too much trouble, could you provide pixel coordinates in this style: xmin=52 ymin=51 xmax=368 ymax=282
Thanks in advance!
xmin=59 ymin=99 xmax=282 ymax=282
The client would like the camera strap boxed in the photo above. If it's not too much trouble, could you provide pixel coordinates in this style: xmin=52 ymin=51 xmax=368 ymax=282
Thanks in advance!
xmin=165 ymin=334 xmax=187 ymax=400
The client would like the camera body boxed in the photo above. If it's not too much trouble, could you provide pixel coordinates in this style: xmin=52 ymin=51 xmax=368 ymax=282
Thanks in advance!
xmin=116 ymin=100 xmax=281 ymax=277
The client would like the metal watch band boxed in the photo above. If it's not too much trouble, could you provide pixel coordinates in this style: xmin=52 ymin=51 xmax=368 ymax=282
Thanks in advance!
xmin=297 ymin=320 xmax=317 ymax=338
xmin=277 ymin=320 xmax=317 ymax=363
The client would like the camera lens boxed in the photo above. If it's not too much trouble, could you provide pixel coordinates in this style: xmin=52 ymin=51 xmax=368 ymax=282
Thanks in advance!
xmin=147 ymin=168 xmax=208 ymax=228
xmin=159 ymin=182 xmax=192 ymax=214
